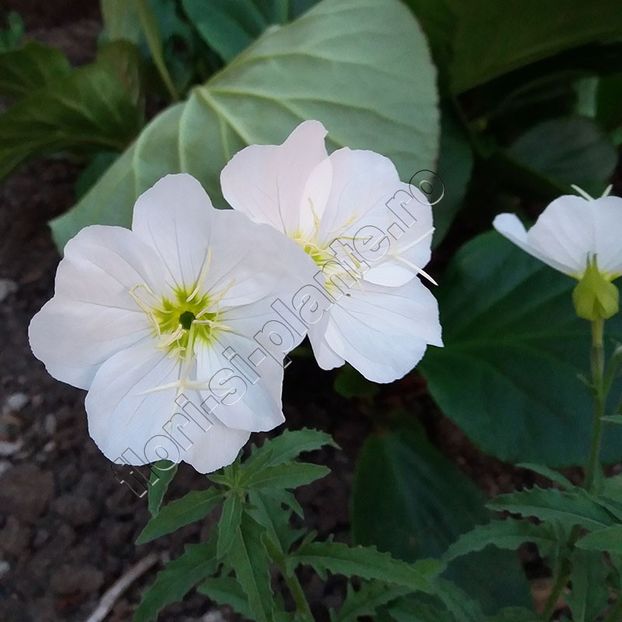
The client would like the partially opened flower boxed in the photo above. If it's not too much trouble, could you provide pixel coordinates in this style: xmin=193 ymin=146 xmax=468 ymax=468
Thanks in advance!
xmin=493 ymin=188 xmax=622 ymax=320
xmin=30 ymin=174 xmax=309 ymax=473
xmin=221 ymin=121 xmax=442 ymax=383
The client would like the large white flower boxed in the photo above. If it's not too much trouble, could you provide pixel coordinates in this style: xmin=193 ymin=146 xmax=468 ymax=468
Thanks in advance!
xmin=221 ymin=121 xmax=442 ymax=383
xmin=494 ymin=190 xmax=622 ymax=320
xmin=30 ymin=174 xmax=309 ymax=473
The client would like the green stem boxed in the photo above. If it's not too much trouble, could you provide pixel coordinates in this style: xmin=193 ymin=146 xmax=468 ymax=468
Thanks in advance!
xmin=135 ymin=0 xmax=179 ymax=101
xmin=586 ymin=318 xmax=606 ymax=490
xmin=541 ymin=319 xmax=609 ymax=620
xmin=281 ymin=566 xmax=314 ymax=621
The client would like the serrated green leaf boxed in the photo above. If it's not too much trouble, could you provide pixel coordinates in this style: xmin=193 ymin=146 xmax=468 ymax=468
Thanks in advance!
xmin=0 ymin=61 xmax=141 ymax=180
xmin=516 ymin=463 xmax=573 ymax=489
xmin=247 ymin=428 xmax=337 ymax=470
xmin=244 ymin=462 xmax=329 ymax=491
xmin=332 ymin=582 xmax=410 ymax=622
xmin=52 ymin=0 xmax=439 ymax=248
xmin=217 ymin=494 xmax=244 ymax=559
xmin=576 ymin=525 xmax=622 ymax=554
xmin=133 ymin=539 xmax=218 ymax=622
xmin=229 ymin=512 xmax=275 ymax=622
xmin=567 ymin=549 xmax=608 ymax=622
xmin=248 ymin=490 xmax=302 ymax=554
xmin=334 ymin=365 xmax=379 ymax=399
xmin=421 ymin=231 xmax=622 ymax=465
xmin=386 ymin=596 xmax=455 ymax=622
xmin=147 ymin=460 xmax=178 ymax=517
xmin=445 ymin=519 xmax=558 ymax=562
xmin=137 ymin=487 xmax=222 ymax=544
xmin=198 ymin=576 xmax=253 ymax=619
xmin=0 ymin=41 xmax=70 ymax=100
xmin=488 ymin=487 xmax=617 ymax=530
xmin=288 ymin=541 xmax=442 ymax=594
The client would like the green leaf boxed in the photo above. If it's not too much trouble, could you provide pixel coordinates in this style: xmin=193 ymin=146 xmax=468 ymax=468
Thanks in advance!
xmin=487 ymin=487 xmax=617 ymax=530
xmin=74 ymin=151 xmax=119 ymax=200
xmin=98 ymin=40 xmax=143 ymax=107
xmin=420 ymin=231 xmax=622 ymax=465
xmin=147 ymin=460 xmax=178 ymax=517
xmin=228 ymin=512 xmax=275 ymax=622
xmin=288 ymin=540 xmax=442 ymax=594
xmin=101 ymin=0 xmax=142 ymax=44
xmin=134 ymin=0 xmax=178 ymax=100
xmin=246 ymin=428 xmax=337 ymax=469
xmin=486 ymin=608 xmax=540 ymax=622
xmin=506 ymin=116 xmax=617 ymax=196
xmin=603 ymin=415 xmax=622 ymax=425
xmin=332 ymin=582 xmax=411 ymax=622
xmin=136 ymin=487 xmax=223 ymax=544
xmin=0 ymin=12 xmax=24 ymax=52
xmin=133 ymin=539 xmax=218 ymax=622
xmin=445 ymin=519 xmax=558 ymax=562
xmin=567 ymin=549 xmax=608 ymax=622
xmin=351 ymin=419 xmax=530 ymax=613
xmin=386 ymin=596 xmax=456 ymax=622
xmin=516 ymin=463 xmax=573 ymax=489
xmin=334 ymin=365 xmax=379 ymax=399
xmin=432 ymin=107 xmax=473 ymax=247
xmin=182 ymin=0 xmax=303 ymax=62
xmin=243 ymin=462 xmax=329 ymax=490
xmin=577 ymin=525 xmax=622 ymax=554
xmin=51 ymin=0 xmax=439 ymax=248
xmin=0 ymin=41 xmax=70 ymax=100
xmin=447 ymin=0 xmax=622 ymax=93
xmin=248 ymin=490 xmax=303 ymax=553
xmin=0 ymin=61 xmax=141 ymax=180
xmin=197 ymin=576 xmax=253 ymax=619
xmin=217 ymin=493 xmax=244 ymax=559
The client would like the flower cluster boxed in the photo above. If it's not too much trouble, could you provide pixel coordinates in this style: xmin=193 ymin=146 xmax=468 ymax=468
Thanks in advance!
xmin=30 ymin=121 xmax=442 ymax=473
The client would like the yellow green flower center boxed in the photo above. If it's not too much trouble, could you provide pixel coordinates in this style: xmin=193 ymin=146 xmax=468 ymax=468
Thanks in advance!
xmin=153 ymin=287 xmax=220 ymax=351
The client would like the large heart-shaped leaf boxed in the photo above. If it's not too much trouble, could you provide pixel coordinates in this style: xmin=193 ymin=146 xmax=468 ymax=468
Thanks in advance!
xmin=51 ymin=0 xmax=439 ymax=248
xmin=351 ymin=419 xmax=530 ymax=613
xmin=421 ymin=231 xmax=622 ymax=465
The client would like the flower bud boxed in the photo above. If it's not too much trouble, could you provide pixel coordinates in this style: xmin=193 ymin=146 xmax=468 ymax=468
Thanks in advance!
xmin=572 ymin=256 xmax=620 ymax=321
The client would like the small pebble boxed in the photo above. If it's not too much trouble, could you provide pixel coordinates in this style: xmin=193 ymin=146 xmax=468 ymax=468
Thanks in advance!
xmin=0 ymin=279 xmax=17 ymax=303
xmin=4 ymin=393 xmax=28 ymax=415
xmin=0 ymin=560 xmax=10 ymax=579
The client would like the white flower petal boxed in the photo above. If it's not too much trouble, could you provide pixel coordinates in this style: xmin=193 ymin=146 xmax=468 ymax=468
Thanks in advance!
xmin=589 ymin=196 xmax=622 ymax=276
xmin=132 ymin=173 xmax=216 ymax=289
xmin=220 ymin=120 xmax=329 ymax=235
xmin=85 ymin=340 xmax=183 ymax=465
xmin=195 ymin=333 xmax=285 ymax=433
xmin=308 ymin=314 xmax=345 ymax=371
xmin=493 ymin=212 xmax=575 ymax=275
xmin=201 ymin=209 xmax=316 ymax=308
xmin=29 ymin=225 xmax=166 ymax=389
xmin=527 ymin=196 xmax=600 ymax=276
xmin=314 ymin=279 xmax=442 ymax=383
xmin=183 ymin=421 xmax=250 ymax=474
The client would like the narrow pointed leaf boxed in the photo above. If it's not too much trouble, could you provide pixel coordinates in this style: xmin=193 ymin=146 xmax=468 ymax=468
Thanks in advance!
xmin=137 ymin=487 xmax=222 ymax=544
xmin=147 ymin=460 xmax=178 ymax=517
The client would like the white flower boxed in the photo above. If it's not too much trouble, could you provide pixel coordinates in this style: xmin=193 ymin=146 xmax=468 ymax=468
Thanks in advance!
xmin=494 ymin=189 xmax=622 ymax=320
xmin=493 ymin=190 xmax=622 ymax=280
xmin=221 ymin=121 xmax=442 ymax=383
xmin=29 ymin=174 xmax=309 ymax=473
